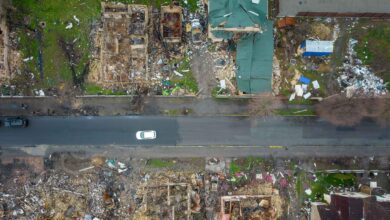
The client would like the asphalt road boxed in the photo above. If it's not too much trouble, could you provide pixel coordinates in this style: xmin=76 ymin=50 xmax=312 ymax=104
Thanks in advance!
xmin=0 ymin=116 xmax=179 ymax=146
xmin=0 ymin=116 xmax=389 ymax=147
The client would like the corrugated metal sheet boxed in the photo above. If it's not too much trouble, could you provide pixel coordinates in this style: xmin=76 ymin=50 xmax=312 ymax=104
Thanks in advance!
xmin=209 ymin=0 xmax=267 ymax=29
xmin=236 ymin=23 xmax=274 ymax=93
xmin=208 ymin=0 xmax=274 ymax=93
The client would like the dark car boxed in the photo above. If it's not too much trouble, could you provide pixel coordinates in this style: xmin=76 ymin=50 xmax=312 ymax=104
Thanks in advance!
xmin=4 ymin=117 xmax=28 ymax=128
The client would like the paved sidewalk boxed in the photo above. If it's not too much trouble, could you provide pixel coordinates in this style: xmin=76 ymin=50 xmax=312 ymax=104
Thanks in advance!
xmin=0 ymin=96 xmax=309 ymax=116
xmin=143 ymin=97 xmax=251 ymax=115
xmin=3 ymin=145 xmax=390 ymax=159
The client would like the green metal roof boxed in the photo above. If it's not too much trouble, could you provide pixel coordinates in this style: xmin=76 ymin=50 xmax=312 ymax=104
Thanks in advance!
xmin=209 ymin=0 xmax=274 ymax=93
xmin=209 ymin=0 xmax=268 ymax=30
xmin=236 ymin=21 xmax=274 ymax=93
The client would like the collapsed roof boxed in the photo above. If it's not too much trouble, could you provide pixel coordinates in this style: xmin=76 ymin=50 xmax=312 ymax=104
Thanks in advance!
xmin=209 ymin=0 xmax=274 ymax=94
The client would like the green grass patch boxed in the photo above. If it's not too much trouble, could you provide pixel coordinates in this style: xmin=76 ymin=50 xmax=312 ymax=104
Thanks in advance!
xmin=355 ymin=36 xmax=374 ymax=65
xmin=211 ymin=86 xmax=220 ymax=97
xmin=147 ymin=159 xmax=175 ymax=168
xmin=241 ymin=157 xmax=264 ymax=171
xmin=84 ymin=84 xmax=127 ymax=95
xmin=354 ymin=24 xmax=390 ymax=66
xmin=274 ymin=108 xmax=316 ymax=116
xmin=132 ymin=0 xmax=198 ymax=12
xmin=281 ymin=65 xmax=326 ymax=103
xmin=12 ymin=0 xmax=102 ymax=89
xmin=295 ymin=171 xmax=305 ymax=204
xmin=289 ymin=98 xmax=314 ymax=105
xmin=352 ymin=24 xmax=390 ymax=90
xmin=230 ymin=161 xmax=241 ymax=174
xmin=309 ymin=173 xmax=356 ymax=201
xmin=298 ymin=68 xmax=327 ymax=96
xmin=211 ymin=86 xmax=230 ymax=97
xmin=162 ymin=109 xmax=181 ymax=116
xmin=295 ymin=172 xmax=356 ymax=203
xmin=170 ymin=56 xmax=199 ymax=94
xmin=230 ymin=157 xmax=265 ymax=174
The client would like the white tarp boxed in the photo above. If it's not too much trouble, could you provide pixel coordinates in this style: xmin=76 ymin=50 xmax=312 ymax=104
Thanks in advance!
xmin=289 ymin=93 xmax=296 ymax=101
xmin=220 ymin=80 xmax=226 ymax=89
xmin=295 ymin=84 xmax=303 ymax=97
xmin=312 ymin=80 xmax=320 ymax=89
xmin=303 ymin=92 xmax=312 ymax=99
xmin=304 ymin=40 xmax=334 ymax=53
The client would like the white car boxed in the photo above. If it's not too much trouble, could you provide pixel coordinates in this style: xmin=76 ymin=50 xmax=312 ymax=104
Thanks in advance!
xmin=136 ymin=130 xmax=156 ymax=140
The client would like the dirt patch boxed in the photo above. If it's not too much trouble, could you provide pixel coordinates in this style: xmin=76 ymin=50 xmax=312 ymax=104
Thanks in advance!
xmin=191 ymin=47 xmax=216 ymax=97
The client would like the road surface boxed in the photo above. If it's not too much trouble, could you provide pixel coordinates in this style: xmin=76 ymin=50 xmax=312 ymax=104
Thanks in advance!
xmin=0 ymin=116 xmax=389 ymax=147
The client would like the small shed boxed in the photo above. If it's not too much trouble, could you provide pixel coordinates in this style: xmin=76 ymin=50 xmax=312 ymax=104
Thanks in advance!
xmin=300 ymin=40 xmax=334 ymax=57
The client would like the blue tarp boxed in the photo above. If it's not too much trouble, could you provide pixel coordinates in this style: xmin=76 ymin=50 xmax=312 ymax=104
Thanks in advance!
xmin=299 ymin=75 xmax=311 ymax=84
xmin=303 ymin=52 xmax=332 ymax=56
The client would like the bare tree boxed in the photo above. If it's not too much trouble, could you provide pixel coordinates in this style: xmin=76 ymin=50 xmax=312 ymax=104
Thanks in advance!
xmin=248 ymin=95 xmax=277 ymax=117
xmin=374 ymin=96 xmax=390 ymax=127
xmin=316 ymin=94 xmax=387 ymax=126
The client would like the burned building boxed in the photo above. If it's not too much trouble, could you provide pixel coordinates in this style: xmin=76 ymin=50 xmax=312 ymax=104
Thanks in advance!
xmin=136 ymin=183 xmax=193 ymax=220
xmin=0 ymin=0 xmax=9 ymax=80
xmin=220 ymin=195 xmax=276 ymax=220
xmin=98 ymin=3 xmax=149 ymax=86
xmin=160 ymin=6 xmax=183 ymax=43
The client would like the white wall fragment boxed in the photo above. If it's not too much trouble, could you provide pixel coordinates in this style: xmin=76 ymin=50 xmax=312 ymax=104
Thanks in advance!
xmin=312 ymin=80 xmax=320 ymax=89
xmin=303 ymin=92 xmax=312 ymax=99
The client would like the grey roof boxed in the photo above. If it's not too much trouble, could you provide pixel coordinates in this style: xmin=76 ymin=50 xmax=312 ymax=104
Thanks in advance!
xmin=278 ymin=0 xmax=390 ymax=17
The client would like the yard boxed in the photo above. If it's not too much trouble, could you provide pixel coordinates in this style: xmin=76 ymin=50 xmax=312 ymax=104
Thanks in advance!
xmin=352 ymin=20 xmax=390 ymax=90
xmin=132 ymin=0 xmax=199 ymax=12
xmin=295 ymin=171 xmax=357 ymax=204
xmin=9 ymin=0 xmax=199 ymax=95
xmin=276 ymin=18 xmax=389 ymax=105
xmin=163 ymin=55 xmax=199 ymax=96
xmin=84 ymin=83 xmax=127 ymax=95
xmin=11 ymin=0 xmax=102 ymax=92
xmin=275 ymin=18 xmax=339 ymax=104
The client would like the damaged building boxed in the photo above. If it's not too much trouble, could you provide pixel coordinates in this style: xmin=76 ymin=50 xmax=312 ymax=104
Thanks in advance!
xmin=208 ymin=0 xmax=274 ymax=94
xmin=220 ymin=195 xmax=276 ymax=220
xmin=160 ymin=6 xmax=183 ymax=43
xmin=97 ymin=3 xmax=149 ymax=87
xmin=311 ymin=192 xmax=390 ymax=220
xmin=0 ymin=0 xmax=9 ymax=80
xmin=135 ymin=183 xmax=193 ymax=220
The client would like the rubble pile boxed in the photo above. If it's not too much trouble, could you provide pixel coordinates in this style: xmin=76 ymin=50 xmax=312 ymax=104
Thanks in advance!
xmin=337 ymin=39 xmax=387 ymax=97
xmin=0 ymin=155 xmax=134 ymax=219
xmin=87 ymin=1 xmax=214 ymax=96
xmin=0 ymin=156 xmax=292 ymax=219
xmin=0 ymin=0 xmax=21 ymax=83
